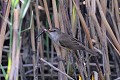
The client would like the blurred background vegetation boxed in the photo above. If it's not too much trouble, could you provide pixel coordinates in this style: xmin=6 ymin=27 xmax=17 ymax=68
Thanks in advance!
xmin=0 ymin=0 xmax=120 ymax=80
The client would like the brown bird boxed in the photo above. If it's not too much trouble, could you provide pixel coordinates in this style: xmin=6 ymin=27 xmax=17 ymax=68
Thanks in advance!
xmin=44 ymin=28 xmax=98 ymax=56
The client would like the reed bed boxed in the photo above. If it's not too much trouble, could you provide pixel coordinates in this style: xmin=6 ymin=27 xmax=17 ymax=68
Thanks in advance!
xmin=0 ymin=0 xmax=120 ymax=80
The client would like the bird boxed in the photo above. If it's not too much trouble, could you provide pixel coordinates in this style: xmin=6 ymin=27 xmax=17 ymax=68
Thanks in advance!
xmin=43 ymin=27 xmax=99 ymax=78
xmin=44 ymin=28 xmax=98 ymax=56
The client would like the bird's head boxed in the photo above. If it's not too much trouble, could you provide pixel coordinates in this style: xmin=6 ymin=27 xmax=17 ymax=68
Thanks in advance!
xmin=44 ymin=28 xmax=61 ymax=41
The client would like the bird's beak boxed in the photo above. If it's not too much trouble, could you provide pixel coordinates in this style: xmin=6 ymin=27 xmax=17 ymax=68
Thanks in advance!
xmin=44 ymin=28 xmax=53 ymax=33
xmin=35 ymin=28 xmax=52 ymax=39
xmin=44 ymin=28 xmax=50 ymax=33
xmin=44 ymin=28 xmax=48 ymax=32
xmin=35 ymin=29 xmax=45 ymax=39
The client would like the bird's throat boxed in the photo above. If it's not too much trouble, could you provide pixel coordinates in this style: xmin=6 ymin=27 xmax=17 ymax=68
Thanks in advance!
xmin=49 ymin=32 xmax=60 ymax=42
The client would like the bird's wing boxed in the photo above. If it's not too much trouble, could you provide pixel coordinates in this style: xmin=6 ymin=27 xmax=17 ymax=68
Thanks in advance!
xmin=58 ymin=33 xmax=97 ymax=55
xmin=58 ymin=33 xmax=85 ymax=50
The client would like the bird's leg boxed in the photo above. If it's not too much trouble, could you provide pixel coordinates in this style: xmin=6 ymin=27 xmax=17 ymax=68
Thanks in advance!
xmin=68 ymin=51 xmax=77 ymax=79
xmin=71 ymin=50 xmax=85 ymax=80
xmin=78 ymin=51 xmax=88 ymax=77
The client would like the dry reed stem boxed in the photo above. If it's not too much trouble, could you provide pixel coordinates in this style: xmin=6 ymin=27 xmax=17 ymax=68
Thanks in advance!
xmin=40 ymin=58 xmax=75 ymax=80
xmin=113 ymin=0 xmax=120 ymax=34
xmin=90 ymin=14 xmax=103 ymax=43
xmin=35 ymin=3 xmax=44 ymax=80
xmin=0 ymin=14 xmax=11 ymax=26
xmin=96 ymin=0 xmax=120 ymax=56
xmin=71 ymin=0 xmax=77 ymax=37
xmin=89 ymin=0 xmax=103 ymax=43
xmin=30 ymin=6 xmax=36 ymax=80
xmin=43 ymin=0 xmax=52 ymax=28
xmin=107 ymin=10 xmax=120 ymax=43
xmin=72 ymin=1 xmax=103 ymax=78
xmin=72 ymin=0 xmax=93 ymax=49
xmin=14 ymin=37 xmax=21 ymax=80
xmin=100 ymin=0 xmax=110 ymax=80
xmin=0 ymin=0 xmax=11 ymax=64
xmin=52 ymin=0 xmax=59 ymax=28
xmin=58 ymin=7 xmax=65 ymax=33
xmin=19 ymin=55 xmax=26 ymax=80
xmin=9 ymin=9 xmax=19 ymax=80
xmin=30 ymin=10 xmax=35 ymax=54
xmin=73 ymin=0 xmax=104 ymax=79
xmin=59 ymin=0 xmax=72 ymax=33
xmin=106 ymin=36 xmax=120 ymax=55
xmin=88 ymin=0 xmax=99 ymax=48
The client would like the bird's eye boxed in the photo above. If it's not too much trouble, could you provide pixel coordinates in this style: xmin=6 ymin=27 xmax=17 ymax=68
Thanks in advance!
xmin=53 ymin=29 xmax=56 ymax=31
xmin=50 ymin=29 xmax=56 ymax=32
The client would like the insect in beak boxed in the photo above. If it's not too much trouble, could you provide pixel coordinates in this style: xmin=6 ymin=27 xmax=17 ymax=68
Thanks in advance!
xmin=35 ymin=30 xmax=45 ymax=39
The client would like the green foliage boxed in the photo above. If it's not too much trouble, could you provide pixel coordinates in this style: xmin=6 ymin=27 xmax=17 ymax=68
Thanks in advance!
xmin=11 ymin=0 xmax=19 ymax=9
xmin=0 ymin=64 xmax=6 ymax=78
xmin=5 ymin=1 xmax=31 ymax=80
xmin=20 ymin=0 xmax=31 ymax=18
